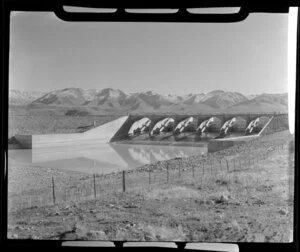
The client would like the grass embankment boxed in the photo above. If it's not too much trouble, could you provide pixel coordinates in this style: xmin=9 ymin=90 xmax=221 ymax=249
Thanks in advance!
xmin=7 ymin=130 xmax=294 ymax=242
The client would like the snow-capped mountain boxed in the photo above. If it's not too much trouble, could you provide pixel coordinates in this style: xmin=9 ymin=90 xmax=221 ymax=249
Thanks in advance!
xmin=32 ymin=88 xmax=127 ymax=108
xmin=9 ymin=88 xmax=288 ymax=113
xmin=200 ymin=90 xmax=248 ymax=109
xmin=9 ymin=89 xmax=46 ymax=105
xmin=183 ymin=93 xmax=206 ymax=105
xmin=33 ymin=88 xmax=87 ymax=106
xmin=227 ymin=93 xmax=288 ymax=113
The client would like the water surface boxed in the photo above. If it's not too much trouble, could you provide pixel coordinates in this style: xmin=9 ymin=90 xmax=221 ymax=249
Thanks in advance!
xmin=8 ymin=143 xmax=207 ymax=175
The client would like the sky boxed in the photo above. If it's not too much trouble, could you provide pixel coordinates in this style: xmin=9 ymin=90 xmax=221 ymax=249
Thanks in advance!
xmin=9 ymin=11 xmax=289 ymax=95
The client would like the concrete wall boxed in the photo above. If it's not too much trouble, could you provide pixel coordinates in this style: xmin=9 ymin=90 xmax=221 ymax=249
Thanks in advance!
xmin=207 ymin=140 xmax=236 ymax=153
xmin=83 ymin=116 xmax=128 ymax=141
xmin=14 ymin=135 xmax=32 ymax=149
xmin=32 ymin=133 xmax=83 ymax=148
xmin=259 ymin=114 xmax=289 ymax=136
xmin=207 ymin=114 xmax=288 ymax=153
xmin=110 ymin=113 xmax=281 ymax=142
xmin=207 ymin=135 xmax=259 ymax=153
xmin=32 ymin=116 xmax=128 ymax=148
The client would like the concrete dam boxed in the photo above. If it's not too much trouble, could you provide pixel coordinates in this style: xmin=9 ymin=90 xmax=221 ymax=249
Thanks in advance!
xmin=11 ymin=113 xmax=289 ymax=152
xmin=110 ymin=113 xmax=287 ymax=142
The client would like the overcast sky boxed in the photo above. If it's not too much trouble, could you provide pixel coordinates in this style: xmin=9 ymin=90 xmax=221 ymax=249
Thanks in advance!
xmin=9 ymin=11 xmax=288 ymax=95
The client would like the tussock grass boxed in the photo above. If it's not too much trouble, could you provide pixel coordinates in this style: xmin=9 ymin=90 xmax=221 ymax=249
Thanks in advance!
xmin=145 ymin=186 xmax=200 ymax=200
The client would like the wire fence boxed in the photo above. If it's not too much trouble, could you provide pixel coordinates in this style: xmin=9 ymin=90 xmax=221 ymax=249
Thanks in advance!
xmin=8 ymin=142 xmax=289 ymax=210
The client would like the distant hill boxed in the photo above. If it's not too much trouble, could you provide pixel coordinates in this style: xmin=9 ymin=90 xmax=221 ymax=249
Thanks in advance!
xmin=227 ymin=93 xmax=288 ymax=113
xmin=199 ymin=90 xmax=248 ymax=109
xmin=9 ymin=88 xmax=288 ymax=114
xmin=9 ymin=90 xmax=45 ymax=105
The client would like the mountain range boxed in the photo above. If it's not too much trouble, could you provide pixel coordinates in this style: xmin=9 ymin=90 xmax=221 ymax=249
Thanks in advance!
xmin=9 ymin=90 xmax=46 ymax=106
xmin=9 ymin=88 xmax=288 ymax=114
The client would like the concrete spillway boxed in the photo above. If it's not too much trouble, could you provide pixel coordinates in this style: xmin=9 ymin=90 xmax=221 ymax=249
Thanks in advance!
xmin=13 ymin=116 xmax=129 ymax=149
xmin=12 ymin=113 xmax=288 ymax=150
xmin=111 ymin=113 xmax=288 ymax=142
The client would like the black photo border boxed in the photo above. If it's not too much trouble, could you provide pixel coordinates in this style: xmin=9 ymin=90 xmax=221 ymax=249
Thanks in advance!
xmin=1 ymin=1 xmax=299 ymax=252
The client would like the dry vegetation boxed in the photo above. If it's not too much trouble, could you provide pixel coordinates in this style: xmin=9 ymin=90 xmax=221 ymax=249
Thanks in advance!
xmin=7 ymin=130 xmax=294 ymax=242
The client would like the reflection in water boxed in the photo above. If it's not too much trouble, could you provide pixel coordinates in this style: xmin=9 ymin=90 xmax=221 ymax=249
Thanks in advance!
xmin=8 ymin=143 xmax=207 ymax=175
xmin=128 ymin=147 xmax=152 ymax=164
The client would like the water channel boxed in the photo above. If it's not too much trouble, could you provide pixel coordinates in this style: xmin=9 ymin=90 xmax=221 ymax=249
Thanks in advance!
xmin=8 ymin=142 xmax=208 ymax=175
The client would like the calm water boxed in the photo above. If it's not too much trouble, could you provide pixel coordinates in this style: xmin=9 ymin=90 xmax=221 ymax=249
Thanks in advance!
xmin=8 ymin=143 xmax=207 ymax=175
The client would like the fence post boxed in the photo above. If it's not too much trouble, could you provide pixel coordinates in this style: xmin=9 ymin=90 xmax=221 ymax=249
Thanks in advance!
xmin=214 ymin=161 xmax=217 ymax=175
xmin=93 ymin=174 xmax=97 ymax=199
xmin=219 ymin=160 xmax=222 ymax=171
xmin=179 ymin=165 xmax=181 ymax=179
xmin=202 ymin=163 xmax=205 ymax=177
xmin=233 ymin=159 xmax=236 ymax=170
xmin=167 ymin=164 xmax=169 ymax=182
xmin=52 ymin=177 xmax=56 ymax=205
xmin=226 ymin=160 xmax=229 ymax=172
xmin=149 ymin=167 xmax=151 ymax=184
xmin=122 ymin=170 xmax=126 ymax=192
xmin=64 ymin=189 xmax=67 ymax=202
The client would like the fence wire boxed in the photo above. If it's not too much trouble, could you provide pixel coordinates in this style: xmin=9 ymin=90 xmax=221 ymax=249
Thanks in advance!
xmin=8 ymin=142 xmax=290 ymax=210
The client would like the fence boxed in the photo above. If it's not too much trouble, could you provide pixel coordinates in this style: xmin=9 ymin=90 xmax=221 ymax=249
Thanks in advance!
xmin=8 ymin=142 xmax=289 ymax=210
